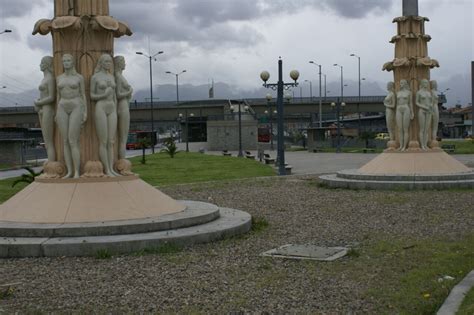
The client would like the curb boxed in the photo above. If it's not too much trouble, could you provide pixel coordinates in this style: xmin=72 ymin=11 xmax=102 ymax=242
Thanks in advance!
xmin=437 ymin=270 xmax=474 ymax=315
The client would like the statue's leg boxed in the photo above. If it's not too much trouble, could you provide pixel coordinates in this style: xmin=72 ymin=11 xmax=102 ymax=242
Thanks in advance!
xmin=396 ymin=109 xmax=403 ymax=150
xmin=56 ymin=108 xmax=73 ymax=178
xmin=432 ymin=111 xmax=439 ymax=141
xmin=118 ymin=103 xmax=130 ymax=160
xmin=107 ymin=111 xmax=120 ymax=176
xmin=402 ymin=110 xmax=410 ymax=150
xmin=69 ymin=108 xmax=83 ymax=178
xmin=418 ymin=110 xmax=426 ymax=150
xmin=42 ymin=105 xmax=56 ymax=161
xmin=95 ymin=106 xmax=112 ymax=176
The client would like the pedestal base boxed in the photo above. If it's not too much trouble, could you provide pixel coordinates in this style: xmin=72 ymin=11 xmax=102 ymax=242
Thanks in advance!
xmin=319 ymin=151 xmax=474 ymax=190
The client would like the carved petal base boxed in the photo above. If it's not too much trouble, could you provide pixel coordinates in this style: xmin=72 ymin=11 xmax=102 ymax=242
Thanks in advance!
xmin=82 ymin=161 xmax=105 ymax=178
xmin=429 ymin=140 xmax=442 ymax=151
xmin=114 ymin=159 xmax=134 ymax=176
xmin=407 ymin=140 xmax=422 ymax=152
xmin=385 ymin=140 xmax=398 ymax=152
xmin=39 ymin=161 xmax=66 ymax=179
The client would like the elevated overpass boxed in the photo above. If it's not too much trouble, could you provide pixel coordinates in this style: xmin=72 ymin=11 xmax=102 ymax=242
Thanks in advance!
xmin=0 ymin=95 xmax=446 ymax=129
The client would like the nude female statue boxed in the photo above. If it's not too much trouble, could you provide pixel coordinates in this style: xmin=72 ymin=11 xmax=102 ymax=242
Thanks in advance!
xmin=114 ymin=56 xmax=133 ymax=160
xmin=396 ymin=79 xmax=414 ymax=151
xmin=56 ymin=54 xmax=87 ymax=178
xmin=383 ymin=81 xmax=397 ymax=142
xmin=90 ymin=54 xmax=119 ymax=177
xmin=416 ymin=79 xmax=433 ymax=150
xmin=430 ymin=80 xmax=440 ymax=143
xmin=34 ymin=56 xmax=56 ymax=162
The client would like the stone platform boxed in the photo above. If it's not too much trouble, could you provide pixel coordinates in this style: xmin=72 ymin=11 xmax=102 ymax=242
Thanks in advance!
xmin=0 ymin=200 xmax=251 ymax=257
xmin=319 ymin=151 xmax=474 ymax=190
xmin=0 ymin=176 xmax=252 ymax=257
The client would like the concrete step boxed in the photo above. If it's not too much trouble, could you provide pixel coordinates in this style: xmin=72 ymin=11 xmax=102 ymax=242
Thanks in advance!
xmin=0 ymin=201 xmax=219 ymax=238
xmin=0 ymin=207 xmax=251 ymax=258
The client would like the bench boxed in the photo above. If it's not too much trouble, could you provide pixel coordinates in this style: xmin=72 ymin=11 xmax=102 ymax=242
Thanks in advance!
xmin=311 ymin=147 xmax=324 ymax=153
xmin=274 ymin=163 xmax=293 ymax=175
xmin=441 ymin=144 xmax=455 ymax=153
xmin=362 ymin=148 xmax=376 ymax=153
xmin=245 ymin=151 xmax=255 ymax=159
xmin=263 ymin=153 xmax=275 ymax=164
xmin=222 ymin=150 xmax=232 ymax=156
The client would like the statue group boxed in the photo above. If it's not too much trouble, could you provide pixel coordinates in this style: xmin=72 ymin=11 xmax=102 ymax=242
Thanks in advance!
xmin=383 ymin=79 xmax=439 ymax=151
xmin=35 ymin=53 xmax=133 ymax=178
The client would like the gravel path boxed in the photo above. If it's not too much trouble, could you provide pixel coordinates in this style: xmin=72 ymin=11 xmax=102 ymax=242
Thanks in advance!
xmin=1 ymin=176 xmax=473 ymax=313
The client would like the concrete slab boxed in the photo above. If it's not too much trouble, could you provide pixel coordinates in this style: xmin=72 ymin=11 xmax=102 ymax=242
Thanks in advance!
xmin=262 ymin=244 xmax=348 ymax=261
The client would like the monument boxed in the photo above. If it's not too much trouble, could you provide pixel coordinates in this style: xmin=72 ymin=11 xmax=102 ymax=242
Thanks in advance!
xmin=0 ymin=0 xmax=251 ymax=257
xmin=320 ymin=0 xmax=474 ymax=189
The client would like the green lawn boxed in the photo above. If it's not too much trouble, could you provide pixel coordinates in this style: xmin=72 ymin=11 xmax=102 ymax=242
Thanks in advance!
xmin=0 ymin=178 xmax=28 ymax=203
xmin=457 ymin=286 xmax=474 ymax=315
xmin=129 ymin=152 xmax=275 ymax=186
xmin=440 ymin=139 xmax=474 ymax=154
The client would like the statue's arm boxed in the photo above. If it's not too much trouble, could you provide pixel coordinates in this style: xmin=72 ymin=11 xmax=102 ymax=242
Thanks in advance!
xmin=35 ymin=78 xmax=56 ymax=107
xmin=80 ymin=76 xmax=87 ymax=123
xmin=89 ymin=76 xmax=110 ymax=101
xmin=416 ymin=92 xmax=431 ymax=110
xmin=384 ymin=93 xmax=396 ymax=108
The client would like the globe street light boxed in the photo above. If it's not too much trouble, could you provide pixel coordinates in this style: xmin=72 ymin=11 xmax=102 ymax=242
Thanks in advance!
xmin=165 ymin=70 xmax=186 ymax=105
xmin=331 ymin=101 xmax=346 ymax=153
xmin=309 ymin=61 xmax=323 ymax=127
xmin=0 ymin=29 xmax=12 ymax=34
xmin=350 ymin=53 xmax=362 ymax=133
xmin=230 ymin=103 xmax=249 ymax=157
xmin=260 ymin=58 xmax=299 ymax=175
xmin=136 ymin=50 xmax=164 ymax=153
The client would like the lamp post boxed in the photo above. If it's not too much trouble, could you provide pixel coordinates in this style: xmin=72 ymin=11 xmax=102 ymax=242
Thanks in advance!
xmin=165 ymin=70 xmax=186 ymax=105
xmin=178 ymin=111 xmax=194 ymax=152
xmin=309 ymin=61 xmax=323 ymax=127
xmin=230 ymin=103 xmax=248 ymax=157
xmin=260 ymin=58 xmax=299 ymax=176
xmin=0 ymin=29 xmax=12 ymax=34
xmin=304 ymin=80 xmax=313 ymax=100
xmin=350 ymin=53 xmax=362 ymax=133
xmin=324 ymin=75 xmax=327 ymax=100
xmin=266 ymin=94 xmax=275 ymax=150
xmin=331 ymin=101 xmax=346 ymax=153
xmin=136 ymin=50 xmax=164 ymax=153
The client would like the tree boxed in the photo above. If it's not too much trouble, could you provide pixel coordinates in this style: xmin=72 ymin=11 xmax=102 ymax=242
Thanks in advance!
xmin=161 ymin=137 xmax=179 ymax=158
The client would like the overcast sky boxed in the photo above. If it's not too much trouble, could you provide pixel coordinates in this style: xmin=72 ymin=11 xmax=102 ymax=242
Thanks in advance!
xmin=0 ymin=0 xmax=473 ymax=106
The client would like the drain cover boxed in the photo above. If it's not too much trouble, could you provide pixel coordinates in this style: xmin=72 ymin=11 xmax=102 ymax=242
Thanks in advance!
xmin=261 ymin=244 xmax=348 ymax=261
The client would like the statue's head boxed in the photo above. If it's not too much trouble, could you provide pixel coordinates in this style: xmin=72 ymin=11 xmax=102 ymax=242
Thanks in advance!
xmin=62 ymin=54 xmax=74 ymax=70
xmin=430 ymin=80 xmax=438 ymax=90
xmin=114 ymin=56 xmax=125 ymax=71
xmin=95 ymin=54 xmax=113 ymax=73
xmin=400 ymin=79 xmax=409 ymax=90
xmin=387 ymin=81 xmax=394 ymax=91
xmin=420 ymin=79 xmax=429 ymax=89
xmin=40 ymin=56 xmax=54 ymax=72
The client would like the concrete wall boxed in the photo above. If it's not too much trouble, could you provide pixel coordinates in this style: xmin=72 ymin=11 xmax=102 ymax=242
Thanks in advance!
xmin=207 ymin=120 xmax=258 ymax=151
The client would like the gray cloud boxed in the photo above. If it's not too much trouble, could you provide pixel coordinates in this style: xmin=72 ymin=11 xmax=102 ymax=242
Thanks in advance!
xmin=0 ymin=0 xmax=44 ymax=18
xmin=320 ymin=0 xmax=395 ymax=19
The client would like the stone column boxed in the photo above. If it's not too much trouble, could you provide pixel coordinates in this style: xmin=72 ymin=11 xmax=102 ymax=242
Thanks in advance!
xmin=33 ymin=0 xmax=131 ymax=175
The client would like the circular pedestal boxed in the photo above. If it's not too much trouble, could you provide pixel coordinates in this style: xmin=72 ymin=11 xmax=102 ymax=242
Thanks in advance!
xmin=319 ymin=151 xmax=474 ymax=190
xmin=0 ymin=177 xmax=252 ymax=257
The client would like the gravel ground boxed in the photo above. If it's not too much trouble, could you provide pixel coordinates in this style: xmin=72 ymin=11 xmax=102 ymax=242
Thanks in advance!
xmin=1 ymin=176 xmax=473 ymax=313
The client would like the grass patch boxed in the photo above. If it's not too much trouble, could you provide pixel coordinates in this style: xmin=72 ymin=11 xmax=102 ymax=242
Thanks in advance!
xmin=132 ymin=243 xmax=183 ymax=256
xmin=129 ymin=152 xmax=276 ymax=187
xmin=0 ymin=177 xmax=28 ymax=203
xmin=440 ymin=139 xmax=474 ymax=154
xmin=95 ymin=249 xmax=112 ymax=259
xmin=457 ymin=286 xmax=474 ymax=315
xmin=251 ymin=216 xmax=269 ymax=233
xmin=359 ymin=235 xmax=474 ymax=314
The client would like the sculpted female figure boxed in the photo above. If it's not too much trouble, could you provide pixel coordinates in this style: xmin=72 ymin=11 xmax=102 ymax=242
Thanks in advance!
xmin=416 ymin=79 xmax=433 ymax=150
xmin=114 ymin=56 xmax=133 ymax=160
xmin=56 ymin=54 xmax=87 ymax=178
xmin=34 ymin=56 xmax=56 ymax=162
xmin=430 ymin=80 xmax=440 ymax=144
xmin=396 ymin=79 xmax=414 ymax=151
xmin=90 ymin=54 xmax=119 ymax=177
xmin=383 ymin=81 xmax=397 ymax=143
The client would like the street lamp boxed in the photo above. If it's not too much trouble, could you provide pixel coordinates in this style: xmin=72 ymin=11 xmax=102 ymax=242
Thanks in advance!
xmin=442 ymin=88 xmax=450 ymax=94
xmin=350 ymin=53 xmax=362 ymax=133
xmin=331 ymin=101 xmax=346 ymax=153
xmin=0 ymin=29 xmax=12 ymax=34
xmin=304 ymin=80 xmax=313 ymax=100
xmin=309 ymin=61 xmax=323 ymax=128
xmin=266 ymin=93 xmax=275 ymax=150
xmin=136 ymin=50 xmax=164 ymax=153
xmin=230 ymin=103 xmax=249 ymax=157
xmin=323 ymin=74 xmax=327 ymax=100
xmin=333 ymin=64 xmax=344 ymax=103
xmin=165 ymin=70 xmax=186 ymax=105
xmin=260 ymin=58 xmax=299 ymax=176
xmin=178 ymin=111 xmax=194 ymax=152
